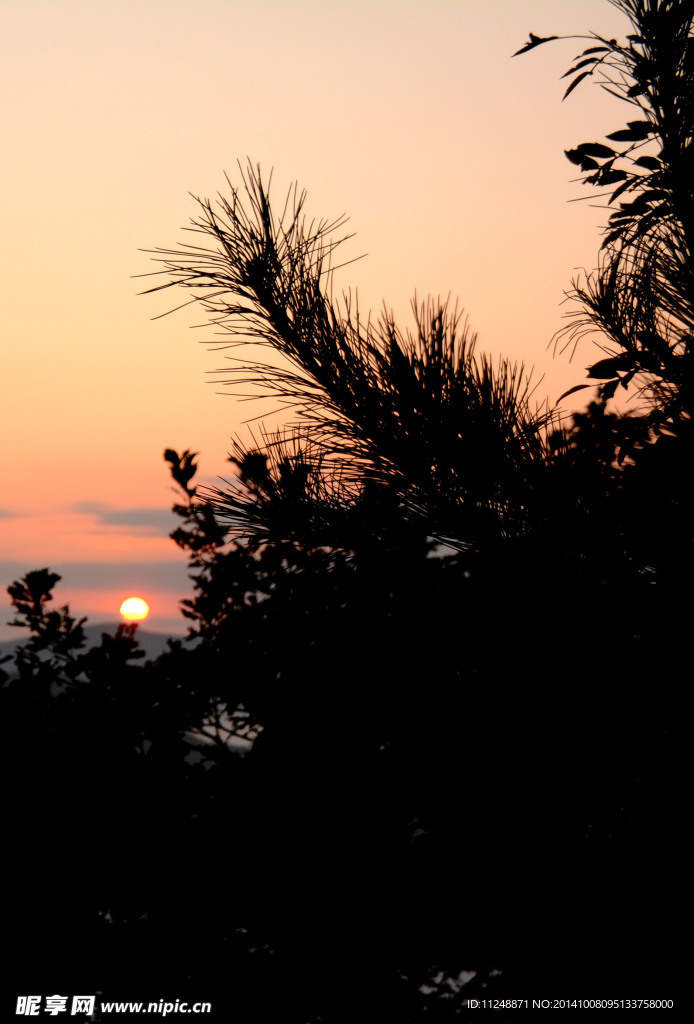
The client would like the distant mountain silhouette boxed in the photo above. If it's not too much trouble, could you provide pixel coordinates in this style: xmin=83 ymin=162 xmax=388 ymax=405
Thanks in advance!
xmin=0 ymin=622 xmax=186 ymax=668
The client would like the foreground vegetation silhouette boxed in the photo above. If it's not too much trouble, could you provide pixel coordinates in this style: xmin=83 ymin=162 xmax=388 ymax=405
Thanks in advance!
xmin=3 ymin=1 xmax=689 ymax=1018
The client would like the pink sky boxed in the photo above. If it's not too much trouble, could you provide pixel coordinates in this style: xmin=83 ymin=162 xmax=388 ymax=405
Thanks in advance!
xmin=1 ymin=0 xmax=630 ymax=638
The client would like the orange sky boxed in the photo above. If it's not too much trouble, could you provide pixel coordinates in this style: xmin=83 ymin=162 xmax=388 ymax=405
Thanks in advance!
xmin=1 ymin=0 xmax=630 ymax=638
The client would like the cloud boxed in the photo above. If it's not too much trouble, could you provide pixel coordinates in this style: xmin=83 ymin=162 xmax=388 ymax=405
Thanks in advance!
xmin=72 ymin=502 xmax=176 ymax=535
xmin=0 ymin=559 xmax=189 ymax=592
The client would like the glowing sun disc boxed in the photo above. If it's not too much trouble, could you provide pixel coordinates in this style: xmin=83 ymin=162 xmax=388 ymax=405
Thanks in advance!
xmin=120 ymin=597 xmax=150 ymax=622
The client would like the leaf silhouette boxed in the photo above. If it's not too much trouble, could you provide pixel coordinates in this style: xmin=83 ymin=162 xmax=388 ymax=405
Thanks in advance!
xmin=557 ymin=383 xmax=592 ymax=402
xmin=512 ymin=33 xmax=559 ymax=57
xmin=561 ymin=57 xmax=599 ymax=79
xmin=562 ymin=70 xmax=594 ymax=101
xmin=609 ymin=177 xmax=635 ymax=203
xmin=627 ymin=82 xmax=647 ymax=98
xmin=578 ymin=143 xmax=617 ymax=159
xmin=586 ymin=357 xmax=629 ymax=379
xmin=594 ymin=168 xmax=627 ymax=186
xmin=607 ymin=120 xmax=653 ymax=142
xmin=633 ymin=155 xmax=661 ymax=170
xmin=565 ymin=149 xmax=600 ymax=171
xmin=599 ymin=378 xmax=620 ymax=401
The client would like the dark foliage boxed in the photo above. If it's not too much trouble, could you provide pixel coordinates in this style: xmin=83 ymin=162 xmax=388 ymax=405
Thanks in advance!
xmin=3 ymin=2 xmax=686 ymax=1019
xmin=519 ymin=0 xmax=694 ymax=426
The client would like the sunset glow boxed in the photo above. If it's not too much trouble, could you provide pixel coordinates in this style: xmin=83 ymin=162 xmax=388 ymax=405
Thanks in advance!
xmin=119 ymin=597 xmax=150 ymax=622
xmin=0 ymin=0 xmax=631 ymax=639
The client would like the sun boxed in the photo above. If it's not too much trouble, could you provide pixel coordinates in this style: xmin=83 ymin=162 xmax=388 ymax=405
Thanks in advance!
xmin=119 ymin=597 xmax=150 ymax=622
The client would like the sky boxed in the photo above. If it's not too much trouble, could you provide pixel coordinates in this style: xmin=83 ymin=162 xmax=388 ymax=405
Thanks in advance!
xmin=1 ymin=0 xmax=631 ymax=639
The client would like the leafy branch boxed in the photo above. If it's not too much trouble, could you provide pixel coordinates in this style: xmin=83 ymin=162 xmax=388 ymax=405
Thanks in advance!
xmin=148 ymin=163 xmax=554 ymax=551
xmin=519 ymin=0 xmax=694 ymax=422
